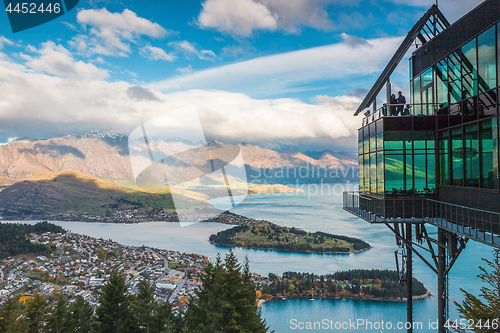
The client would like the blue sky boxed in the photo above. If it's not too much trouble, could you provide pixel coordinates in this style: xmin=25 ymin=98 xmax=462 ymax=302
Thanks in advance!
xmin=0 ymin=0 xmax=484 ymax=150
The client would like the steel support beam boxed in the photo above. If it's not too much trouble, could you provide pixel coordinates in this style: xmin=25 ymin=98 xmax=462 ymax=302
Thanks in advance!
xmin=406 ymin=223 xmax=413 ymax=333
xmin=437 ymin=229 xmax=447 ymax=333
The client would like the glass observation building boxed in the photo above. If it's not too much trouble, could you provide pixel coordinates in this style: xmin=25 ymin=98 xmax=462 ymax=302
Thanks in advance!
xmin=355 ymin=0 xmax=500 ymax=216
xmin=344 ymin=2 xmax=500 ymax=332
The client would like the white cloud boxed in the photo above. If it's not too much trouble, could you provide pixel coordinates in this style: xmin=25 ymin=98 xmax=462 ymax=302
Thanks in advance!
xmin=168 ymin=40 xmax=216 ymax=61
xmin=20 ymin=41 xmax=109 ymax=80
xmin=74 ymin=8 xmax=168 ymax=56
xmin=197 ymin=0 xmax=362 ymax=36
xmin=176 ymin=66 xmax=195 ymax=75
xmin=0 ymin=53 xmax=359 ymax=150
xmin=198 ymin=0 xmax=277 ymax=37
xmin=340 ymin=33 xmax=372 ymax=49
xmin=0 ymin=37 xmax=14 ymax=49
xmin=140 ymin=45 xmax=176 ymax=61
xmin=259 ymin=0 xmax=338 ymax=33
xmin=154 ymin=35 xmax=403 ymax=98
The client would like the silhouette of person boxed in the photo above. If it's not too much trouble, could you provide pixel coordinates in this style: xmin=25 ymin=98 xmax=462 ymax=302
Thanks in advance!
xmin=396 ymin=91 xmax=406 ymax=116
xmin=390 ymin=94 xmax=397 ymax=116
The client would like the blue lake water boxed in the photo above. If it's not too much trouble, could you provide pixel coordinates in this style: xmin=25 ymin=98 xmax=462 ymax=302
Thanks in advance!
xmin=9 ymin=184 xmax=492 ymax=332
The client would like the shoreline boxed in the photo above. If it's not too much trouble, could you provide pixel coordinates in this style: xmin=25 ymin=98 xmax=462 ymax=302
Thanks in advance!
xmin=210 ymin=242 xmax=372 ymax=255
xmin=258 ymin=292 xmax=432 ymax=306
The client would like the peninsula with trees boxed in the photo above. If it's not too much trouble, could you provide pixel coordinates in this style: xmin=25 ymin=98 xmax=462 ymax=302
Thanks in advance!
xmin=209 ymin=223 xmax=370 ymax=254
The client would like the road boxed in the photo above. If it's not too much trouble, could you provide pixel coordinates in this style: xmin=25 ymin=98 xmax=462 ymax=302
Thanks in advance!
xmin=168 ymin=277 xmax=187 ymax=303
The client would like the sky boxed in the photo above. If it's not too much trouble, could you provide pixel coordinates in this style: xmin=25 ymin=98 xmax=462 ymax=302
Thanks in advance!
xmin=0 ymin=0 xmax=486 ymax=151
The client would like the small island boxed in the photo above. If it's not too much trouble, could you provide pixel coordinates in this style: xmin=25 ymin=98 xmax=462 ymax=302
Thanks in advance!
xmin=258 ymin=270 xmax=429 ymax=301
xmin=209 ymin=224 xmax=370 ymax=254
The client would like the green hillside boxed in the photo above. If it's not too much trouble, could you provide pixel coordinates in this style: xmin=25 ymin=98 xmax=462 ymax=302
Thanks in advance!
xmin=0 ymin=171 xmax=179 ymax=217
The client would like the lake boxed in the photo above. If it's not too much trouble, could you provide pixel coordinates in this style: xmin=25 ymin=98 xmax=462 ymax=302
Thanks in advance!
xmin=8 ymin=183 xmax=492 ymax=332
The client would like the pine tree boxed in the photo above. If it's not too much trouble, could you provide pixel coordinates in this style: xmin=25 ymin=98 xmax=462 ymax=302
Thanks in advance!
xmin=24 ymin=293 xmax=47 ymax=333
xmin=96 ymin=269 xmax=135 ymax=333
xmin=184 ymin=250 xmax=271 ymax=333
xmin=134 ymin=276 xmax=177 ymax=333
xmin=46 ymin=293 xmax=68 ymax=333
xmin=67 ymin=295 xmax=94 ymax=333
xmin=0 ymin=297 xmax=27 ymax=333
xmin=455 ymin=249 xmax=500 ymax=333
xmin=135 ymin=276 xmax=155 ymax=333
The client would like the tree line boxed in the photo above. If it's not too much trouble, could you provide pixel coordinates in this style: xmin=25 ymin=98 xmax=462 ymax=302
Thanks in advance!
xmin=0 ymin=222 xmax=65 ymax=258
xmin=262 ymin=269 xmax=427 ymax=299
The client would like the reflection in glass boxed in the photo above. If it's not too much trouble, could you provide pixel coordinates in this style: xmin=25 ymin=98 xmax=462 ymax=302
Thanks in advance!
xmin=364 ymin=154 xmax=370 ymax=193
xmin=385 ymin=154 xmax=404 ymax=196
xmin=359 ymin=155 xmax=364 ymax=192
xmin=462 ymin=38 xmax=478 ymax=99
xmin=478 ymin=26 xmax=496 ymax=92
xmin=406 ymin=154 xmax=413 ymax=192
xmin=414 ymin=153 xmax=426 ymax=194
xmin=377 ymin=153 xmax=384 ymax=196
xmin=448 ymin=52 xmax=462 ymax=104
xmin=427 ymin=153 xmax=436 ymax=192
xmin=370 ymin=153 xmax=377 ymax=194
xmin=439 ymin=131 xmax=450 ymax=185
xmin=413 ymin=76 xmax=421 ymax=115
xmin=480 ymin=119 xmax=494 ymax=189
xmin=464 ymin=123 xmax=479 ymax=187
xmin=436 ymin=60 xmax=449 ymax=107
xmin=451 ymin=127 xmax=463 ymax=186
xmin=370 ymin=136 xmax=376 ymax=152
xmin=377 ymin=134 xmax=383 ymax=151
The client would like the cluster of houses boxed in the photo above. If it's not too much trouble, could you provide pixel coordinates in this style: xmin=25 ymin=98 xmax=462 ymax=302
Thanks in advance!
xmin=0 ymin=230 xmax=207 ymax=310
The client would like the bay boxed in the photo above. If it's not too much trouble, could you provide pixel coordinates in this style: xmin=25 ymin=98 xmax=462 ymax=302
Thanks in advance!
xmin=8 ymin=183 xmax=492 ymax=332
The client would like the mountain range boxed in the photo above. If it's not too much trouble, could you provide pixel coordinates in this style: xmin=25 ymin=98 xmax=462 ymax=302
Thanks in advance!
xmin=0 ymin=130 xmax=358 ymax=187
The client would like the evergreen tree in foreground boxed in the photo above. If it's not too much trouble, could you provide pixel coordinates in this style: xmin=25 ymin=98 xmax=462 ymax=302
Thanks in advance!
xmin=96 ymin=269 xmax=135 ymax=332
xmin=455 ymin=249 xmax=500 ymax=333
xmin=67 ymin=295 xmax=95 ymax=333
xmin=134 ymin=276 xmax=177 ymax=333
xmin=184 ymin=250 xmax=271 ymax=333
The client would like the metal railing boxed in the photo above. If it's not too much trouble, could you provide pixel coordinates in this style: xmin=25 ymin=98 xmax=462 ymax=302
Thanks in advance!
xmin=343 ymin=191 xmax=500 ymax=247
xmin=361 ymin=102 xmax=443 ymax=126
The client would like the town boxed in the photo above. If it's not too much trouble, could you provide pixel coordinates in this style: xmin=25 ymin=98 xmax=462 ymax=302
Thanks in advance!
xmin=0 ymin=230 xmax=210 ymax=312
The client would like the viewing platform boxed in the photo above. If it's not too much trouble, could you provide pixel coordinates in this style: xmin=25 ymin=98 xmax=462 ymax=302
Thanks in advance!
xmin=343 ymin=191 xmax=500 ymax=248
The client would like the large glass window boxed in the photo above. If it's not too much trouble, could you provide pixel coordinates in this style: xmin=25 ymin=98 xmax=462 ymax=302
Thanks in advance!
xmin=462 ymin=38 xmax=478 ymax=99
xmin=364 ymin=154 xmax=370 ymax=193
xmin=358 ymin=155 xmax=364 ymax=192
xmin=451 ymin=127 xmax=463 ymax=186
xmin=414 ymin=153 xmax=426 ymax=194
xmin=480 ymin=119 xmax=496 ymax=189
xmin=412 ymin=76 xmax=421 ymax=115
xmin=406 ymin=154 xmax=413 ymax=192
xmin=421 ymin=68 xmax=434 ymax=115
xmin=385 ymin=154 xmax=404 ymax=196
xmin=448 ymin=52 xmax=462 ymax=105
xmin=436 ymin=60 xmax=449 ymax=108
xmin=439 ymin=131 xmax=450 ymax=185
xmin=377 ymin=133 xmax=383 ymax=151
xmin=464 ymin=123 xmax=479 ymax=187
xmin=370 ymin=136 xmax=376 ymax=152
xmin=427 ymin=153 xmax=436 ymax=193
xmin=370 ymin=153 xmax=377 ymax=194
xmin=477 ymin=26 xmax=496 ymax=93
xmin=377 ymin=152 xmax=384 ymax=196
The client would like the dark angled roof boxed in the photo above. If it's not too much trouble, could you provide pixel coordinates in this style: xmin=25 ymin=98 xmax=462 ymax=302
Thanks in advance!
xmin=353 ymin=5 xmax=450 ymax=116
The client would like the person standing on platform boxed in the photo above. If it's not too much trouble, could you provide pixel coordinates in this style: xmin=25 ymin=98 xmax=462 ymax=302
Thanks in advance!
xmin=390 ymin=94 xmax=397 ymax=116
xmin=396 ymin=91 xmax=406 ymax=116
